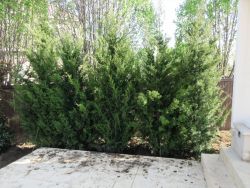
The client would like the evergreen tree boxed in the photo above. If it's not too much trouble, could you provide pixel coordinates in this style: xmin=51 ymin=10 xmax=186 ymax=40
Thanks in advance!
xmin=138 ymin=15 xmax=225 ymax=157
xmin=166 ymin=15 xmax=226 ymax=156
xmin=15 ymin=28 xmax=95 ymax=149
xmin=137 ymin=36 xmax=175 ymax=156
xmin=87 ymin=18 xmax=141 ymax=152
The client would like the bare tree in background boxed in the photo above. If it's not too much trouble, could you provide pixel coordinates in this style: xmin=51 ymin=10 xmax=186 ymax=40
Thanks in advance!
xmin=0 ymin=0 xmax=155 ymax=84
xmin=208 ymin=0 xmax=238 ymax=77
xmin=48 ymin=0 xmax=155 ymax=66
xmin=177 ymin=0 xmax=238 ymax=77
xmin=0 ymin=0 xmax=48 ymax=86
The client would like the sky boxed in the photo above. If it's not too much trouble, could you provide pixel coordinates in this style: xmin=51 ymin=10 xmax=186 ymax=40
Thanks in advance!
xmin=152 ymin=0 xmax=185 ymax=46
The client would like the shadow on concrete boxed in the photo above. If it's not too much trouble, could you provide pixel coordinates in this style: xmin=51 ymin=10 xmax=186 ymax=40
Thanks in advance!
xmin=0 ymin=146 xmax=35 ymax=169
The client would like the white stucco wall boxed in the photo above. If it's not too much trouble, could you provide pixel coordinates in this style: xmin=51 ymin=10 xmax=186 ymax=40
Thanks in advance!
xmin=232 ymin=0 xmax=250 ymax=127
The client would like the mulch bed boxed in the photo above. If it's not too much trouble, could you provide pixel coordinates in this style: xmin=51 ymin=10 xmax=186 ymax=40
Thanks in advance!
xmin=211 ymin=130 xmax=231 ymax=153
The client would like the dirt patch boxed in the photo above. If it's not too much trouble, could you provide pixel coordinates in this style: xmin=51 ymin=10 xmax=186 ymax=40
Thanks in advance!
xmin=127 ymin=130 xmax=232 ymax=156
xmin=211 ymin=130 xmax=231 ymax=153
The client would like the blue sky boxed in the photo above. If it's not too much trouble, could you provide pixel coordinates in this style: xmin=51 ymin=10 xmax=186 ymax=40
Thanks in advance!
xmin=152 ymin=0 xmax=185 ymax=46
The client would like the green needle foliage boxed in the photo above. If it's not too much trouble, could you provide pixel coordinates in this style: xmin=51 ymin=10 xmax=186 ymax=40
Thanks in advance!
xmin=165 ymin=18 xmax=224 ymax=157
xmin=15 ymin=28 xmax=93 ymax=149
xmin=87 ymin=20 xmax=140 ymax=152
xmin=15 ymin=16 xmax=226 ymax=157
xmin=137 ymin=15 xmax=225 ymax=157
xmin=137 ymin=36 xmax=175 ymax=156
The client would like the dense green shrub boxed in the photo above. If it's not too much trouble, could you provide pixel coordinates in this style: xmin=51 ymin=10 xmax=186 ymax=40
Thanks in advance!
xmin=15 ymin=31 xmax=96 ymax=149
xmin=87 ymin=24 xmax=141 ymax=152
xmin=15 ymin=21 xmax=225 ymax=157
xmin=136 ymin=36 xmax=176 ymax=156
xmin=0 ymin=116 xmax=11 ymax=154
xmin=137 ymin=20 xmax=225 ymax=157
xmin=15 ymin=25 xmax=141 ymax=152
xmin=166 ymin=19 xmax=225 ymax=157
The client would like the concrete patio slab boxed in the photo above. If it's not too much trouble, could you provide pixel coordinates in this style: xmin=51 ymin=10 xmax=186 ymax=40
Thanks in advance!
xmin=0 ymin=148 xmax=206 ymax=188
xmin=201 ymin=154 xmax=237 ymax=188
xmin=221 ymin=147 xmax=250 ymax=188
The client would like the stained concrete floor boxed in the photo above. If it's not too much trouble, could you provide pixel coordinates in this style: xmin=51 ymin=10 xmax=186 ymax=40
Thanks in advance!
xmin=0 ymin=148 xmax=206 ymax=188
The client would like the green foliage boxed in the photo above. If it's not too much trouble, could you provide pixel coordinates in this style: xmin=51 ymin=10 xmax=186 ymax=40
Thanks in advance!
xmin=0 ymin=0 xmax=48 ymax=86
xmin=0 ymin=116 xmax=11 ymax=154
xmin=87 ymin=21 xmax=140 ymax=152
xmin=166 ymin=19 xmax=224 ymax=156
xmin=135 ymin=5 xmax=226 ymax=157
xmin=15 ymin=18 xmax=226 ymax=157
xmin=0 ymin=0 xmax=48 ymax=22
xmin=138 ymin=18 xmax=225 ymax=157
xmin=15 ymin=23 xmax=140 ymax=152
xmin=177 ymin=0 xmax=238 ymax=76
xmin=15 ymin=30 xmax=94 ymax=149
xmin=136 ymin=36 xmax=176 ymax=156
xmin=176 ymin=0 xmax=206 ymax=43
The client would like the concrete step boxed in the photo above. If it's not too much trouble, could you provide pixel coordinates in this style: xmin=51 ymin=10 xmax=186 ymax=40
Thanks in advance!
xmin=220 ymin=147 xmax=250 ymax=188
xmin=201 ymin=154 xmax=237 ymax=188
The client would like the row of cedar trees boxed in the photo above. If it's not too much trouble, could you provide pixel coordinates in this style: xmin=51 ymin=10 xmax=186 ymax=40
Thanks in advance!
xmin=0 ymin=0 xmax=231 ymax=157
xmin=14 ymin=6 xmax=227 ymax=158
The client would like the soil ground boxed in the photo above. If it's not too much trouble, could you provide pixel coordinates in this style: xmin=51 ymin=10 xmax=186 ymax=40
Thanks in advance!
xmin=211 ymin=130 xmax=231 ymax=153
xmin=0 ymin=131 xmax=231 ymax=169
